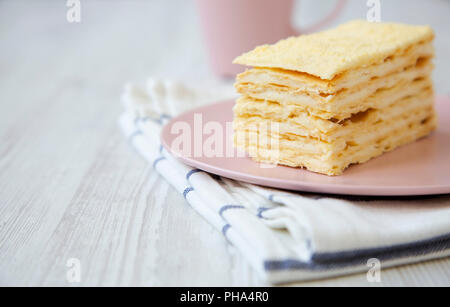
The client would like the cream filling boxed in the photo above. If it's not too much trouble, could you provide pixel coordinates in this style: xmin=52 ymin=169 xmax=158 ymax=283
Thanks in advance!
xmin=234 ymin=103 xmax=436 ymax=157
xmin=236 ymin=59 xmax=433 ymax=120
xmin=236 ymin=38 xmax=434 ymax=89
xmin=234 ymin=83 xmax=434 ymax=139
xmin=235 ymin=113 xmax=436 ymax=175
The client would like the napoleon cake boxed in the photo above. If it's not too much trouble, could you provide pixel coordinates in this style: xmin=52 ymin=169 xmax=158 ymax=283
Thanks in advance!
xmin=232 ymin=20 xmax=436 ymax=176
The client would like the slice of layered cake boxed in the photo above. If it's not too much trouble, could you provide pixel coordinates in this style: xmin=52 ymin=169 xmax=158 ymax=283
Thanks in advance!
xmin=233 ymin=20 xmax=436 ymax=176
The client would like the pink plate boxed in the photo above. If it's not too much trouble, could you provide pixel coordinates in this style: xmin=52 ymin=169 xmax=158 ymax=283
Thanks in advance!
xmin=161 ymin=97 xmax=450 ymax=196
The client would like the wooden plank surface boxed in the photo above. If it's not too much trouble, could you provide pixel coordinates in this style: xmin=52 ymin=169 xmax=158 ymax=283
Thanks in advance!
xmin=0 ymin=0 xmax=449 ymax=286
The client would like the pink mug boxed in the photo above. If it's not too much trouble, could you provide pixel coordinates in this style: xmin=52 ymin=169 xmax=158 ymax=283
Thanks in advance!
xmin=196 ymin=0 xmax=347 ymax=77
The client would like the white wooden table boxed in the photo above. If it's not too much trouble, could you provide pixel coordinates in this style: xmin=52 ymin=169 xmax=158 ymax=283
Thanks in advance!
xmin=1 ymin=0 xmax=449 ymax=286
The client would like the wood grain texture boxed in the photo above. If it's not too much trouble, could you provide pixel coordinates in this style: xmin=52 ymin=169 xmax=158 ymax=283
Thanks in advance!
xmin=0 ymin=0 xmax=449 ymax=286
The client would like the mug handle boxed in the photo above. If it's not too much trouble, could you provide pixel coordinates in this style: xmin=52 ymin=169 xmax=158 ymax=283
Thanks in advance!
xmin=293 ymin=0 xmax=347 ymax=34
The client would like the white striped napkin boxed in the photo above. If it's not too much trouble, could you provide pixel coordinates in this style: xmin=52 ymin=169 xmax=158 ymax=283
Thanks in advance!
xmin=119 ymin=79 xmax=450 ymax=284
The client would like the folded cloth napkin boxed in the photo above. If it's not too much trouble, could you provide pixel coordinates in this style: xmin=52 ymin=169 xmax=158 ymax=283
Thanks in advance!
xmin=119 ymin=79 xmax=450 ymax=284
